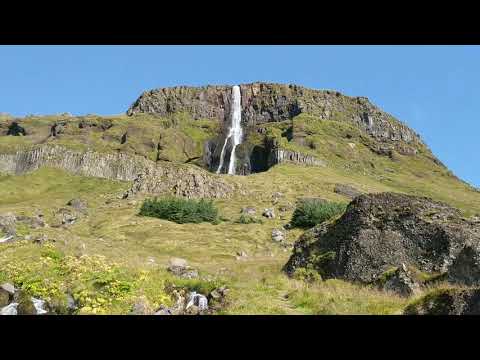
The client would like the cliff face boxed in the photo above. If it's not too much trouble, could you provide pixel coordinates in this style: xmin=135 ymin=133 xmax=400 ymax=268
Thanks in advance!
xmin=127 ymin=82 xmax=420 ymax=146
xmin=0 ymin=145 xmax=235 ymax=199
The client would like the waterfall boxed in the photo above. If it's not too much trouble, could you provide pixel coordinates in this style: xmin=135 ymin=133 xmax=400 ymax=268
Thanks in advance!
xmin=216 ymin=85 xmax=243 ymax=175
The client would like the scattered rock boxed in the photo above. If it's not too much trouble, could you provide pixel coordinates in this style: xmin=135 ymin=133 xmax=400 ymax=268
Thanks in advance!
xmin=333 ymin=184 xmax=363 ymax=199
xmin=32 ymin=234 xmax=49 ymax=245
xmin=1 ymin=283 xmax=15 ymax=296
xmin=241 ymin=207 xmax=256 ymax=215
xmin=167 ymin=258 xmax=199 ymax=279
xmin=67 ymin=199 xmax=88 ymax=214
xmin=0 ymin=213 xmax=16 ymax=238
xmin=0 ymin=291 xmax=9 ymax=307
xmin=272 ymin=229 xmax=285 ymax=242
xmin=53 ymin=208 xmax=78 ymax=227
xmin=154 ymin=307 xmax=173 ymax=315
xmin=0 ymin=283 xmax=15 ymax=307
xmin=262 ymin=208 xmax=275 ymax=219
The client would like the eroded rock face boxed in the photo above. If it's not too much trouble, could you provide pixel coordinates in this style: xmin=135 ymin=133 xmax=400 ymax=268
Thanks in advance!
xmin=284 ymin=193 xmax=480 ymax=286
xmin=0 ymin=145 xmax=236 ymax=199
xmin=127 ymin=83 xmax=419 ymax=146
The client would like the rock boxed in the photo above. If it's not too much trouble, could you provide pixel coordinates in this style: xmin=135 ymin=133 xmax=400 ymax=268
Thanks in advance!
xmin=262 ymin=208 xmax=275 ymax=219
xmin=236 ymin=250 xmax=248 ymax=260
xmin=126 ymin=83 xmax=420 ymax=149
xmin=241 ymin=207 xmax=256 ymax=215
xmin=0 ymin=291 xmax=9 ymax=307
xmin=67 ymin=198 xmax=88 ymax=214
xmin=447 ymin=243 xmax=480 ymax=286
xmin=333 ymin=184 xmax=363 ymax=199
xmin=7 ymin=122 xmax=26 ymax=136
xmin=0 ymin=213 xmax=16 ymax=238
xmin=378 ymin=266 xmax=421 ymax=297
xmin=32 ymin=234 xmax=49 ymax=245
xmin=209 ymin=286 xmax=229 ymax=303
xmin=272 ymin=229 xmax=285 ymax=242
xmin=53 ymin=208 xmax=78 ymax=227
xmin=167 ymin=258 xmax=199 ymax=279
xmin=1 ymin=283 xmax=15 ymax=296
xmin=131 ymin=297 xmax=154 ymax=315
xmin=404 ymin=288 xmax=480 ymax=315
xmin=154 ymin=307 xmax=173 ymax=315
xmin=284 ymin=192 xmax=480 ymax=286
xmin=15 ymin=291 xmax=37 ymax=315
xmin=185 ymin=292 xmax=208 ymax=314
xmin=0 ymin=303 xmax=18 ymax=315
xmin=66 ymin=294 xmax=78 ymax=313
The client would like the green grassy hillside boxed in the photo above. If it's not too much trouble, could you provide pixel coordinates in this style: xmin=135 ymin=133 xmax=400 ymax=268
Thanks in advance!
xmin=1 ymin=113 xmax=479 ymax=314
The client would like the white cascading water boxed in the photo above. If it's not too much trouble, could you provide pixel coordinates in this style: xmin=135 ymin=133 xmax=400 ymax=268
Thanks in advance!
xmin=216 ymin=85 xmax=243 ymax=175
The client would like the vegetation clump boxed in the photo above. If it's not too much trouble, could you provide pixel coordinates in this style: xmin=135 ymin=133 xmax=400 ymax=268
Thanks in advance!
xmin=290 ymin=199 xmax=347 ymax=228
xmin=236 ymin=214 xmax=263 ymax=224
xmin=139 ymin=197 xmax=219 ymax=224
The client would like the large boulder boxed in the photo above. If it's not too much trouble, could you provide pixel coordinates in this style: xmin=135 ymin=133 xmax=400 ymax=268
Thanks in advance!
xmin=284 ymin=192 xmax=480 ymax=286
xmin=404 ymin=288 xmax=480 ymax=315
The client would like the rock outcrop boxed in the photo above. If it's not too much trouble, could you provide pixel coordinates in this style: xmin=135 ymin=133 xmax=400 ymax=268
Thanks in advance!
xmin=0 ymin=145 xmax=235 ymax=199
xmin=284 ymin=192 xmax=480 ymax=287
xmin=404 ymin=288 xmax=480 ymax=315
xmin=127 ymin=82 xmax=421 ymax=146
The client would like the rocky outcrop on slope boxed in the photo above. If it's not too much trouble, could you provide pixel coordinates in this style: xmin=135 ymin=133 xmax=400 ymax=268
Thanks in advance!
xmin=127 ymin=82 xmax=421 ymax=146
xmin=0 ymin=145 xmax=235 ymax=199
xmin=404 ymin=288 xmax=480 ymax=315
xmin=284 ymin=193 xmax=480 ymax=287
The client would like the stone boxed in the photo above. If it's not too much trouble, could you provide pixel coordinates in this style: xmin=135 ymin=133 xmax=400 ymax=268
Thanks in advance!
xmin=236 ymin=250 xmax=248 ymax=260
xmin=404 ymin=288 xmax=480 ymax=315
xmin=241 ymin=207 xmax=256 ymax=215
xmin=284 ymin=192 xmax=480 ymax=286
xmin=1 ymin=283 xmax=15 ymax=296
xmin=447 ymin=243 xmax=480 ymax=286
xmin=0 ymin=303 xmax=18 ymax=315
xmin=154 ymin=307 xmax=173 ymax=315
xmin=0 ymin=213 xmax=16 ymax=238
xmin=0 ymin=291 xmax=9 ymax=307
xmin=262 ymin=208 xmax=275 ymax=219
xmin=167 ymin=258 xmax=199 ymax=279
xmin=66 ymin=294 xmax=78 ymax=313
xmin=131 ymin=297 xmax=154 ymax=315
xmin=7 ymin=122 xmax=26 ymax=136
xmin=272 ymin=229 xmax=285 ymax=242
xmin=32 ymin=234 xmax=49 ymax=244
xmin=15 ymin=291 xmax=37 ymax=315
xmin=333 ymin=184 xmax=363 ymax=199
xmin=379 ymin=266 xmax=421 ymax=297
xmin=67 ymin=198 xmax=88 ymax=213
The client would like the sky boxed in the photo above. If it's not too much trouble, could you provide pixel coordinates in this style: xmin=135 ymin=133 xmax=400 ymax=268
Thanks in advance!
xmin=0 ymin=45 xmax=478 ymax=187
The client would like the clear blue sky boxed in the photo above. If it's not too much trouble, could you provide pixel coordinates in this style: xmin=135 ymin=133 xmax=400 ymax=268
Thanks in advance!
xmin=0 ymin=45 xmax=478 ymax=187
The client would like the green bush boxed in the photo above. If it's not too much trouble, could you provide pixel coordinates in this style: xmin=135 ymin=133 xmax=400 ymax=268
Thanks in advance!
xmin=139 ymin=197 xmax=218 ymax=224
xmin=290 ymin=199 xmax=347 ymax=228
xmin=236 ymin=214 xmax=263 ymax=224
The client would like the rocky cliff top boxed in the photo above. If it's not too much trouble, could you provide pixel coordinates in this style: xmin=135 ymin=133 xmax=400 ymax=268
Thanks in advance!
xmin=127 ymin=82 xmax=421 ymax=146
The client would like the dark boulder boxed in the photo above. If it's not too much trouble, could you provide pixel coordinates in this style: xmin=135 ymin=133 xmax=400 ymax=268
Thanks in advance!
xmin=7 ymin=122 xmax=26 ymax=136
xmin=284 ymin=192 xmax=480 ymax=287
xmin=404 ymin=288 xmax=480 ymax=315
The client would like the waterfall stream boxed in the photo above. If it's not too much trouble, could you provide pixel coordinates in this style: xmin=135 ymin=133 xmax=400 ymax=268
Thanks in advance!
xmin=216 ymin=85 xmax=243 ymax=175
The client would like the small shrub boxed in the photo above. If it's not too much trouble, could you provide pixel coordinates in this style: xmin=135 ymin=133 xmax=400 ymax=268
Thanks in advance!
xmin=293 ymin=268 xmax=323 ymax=283
xmin=236 ymin=214 xmax=263 ymax=224
xmin=139 ymin=197 xmax=218 ymax=224
xmin=290 ymin=199 xmax=347 ymax=228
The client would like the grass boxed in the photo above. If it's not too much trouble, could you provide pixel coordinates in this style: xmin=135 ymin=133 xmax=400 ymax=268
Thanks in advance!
xmin=236 ymin=214 xmax=264 ymax=224
xmin=2 ymin=112 xmax=480 ymax=314
xmin=139 ymin=197 xmax=219 ymax=224
xmin=290 ymin=199 xmax=347 ymax=228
